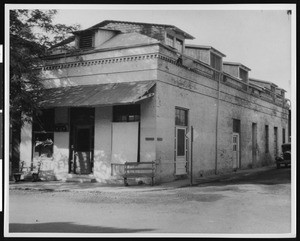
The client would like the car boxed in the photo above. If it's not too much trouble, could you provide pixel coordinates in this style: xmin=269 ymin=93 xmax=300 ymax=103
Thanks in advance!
xmin=275 ymin=143 xmax=291 ymax=168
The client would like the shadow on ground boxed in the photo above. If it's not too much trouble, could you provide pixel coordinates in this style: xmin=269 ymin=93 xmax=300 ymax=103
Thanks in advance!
xmin=10 ymin=222 xmax=154 ymax=233
xmin=198 ymin=167 xmax=291 ymax=187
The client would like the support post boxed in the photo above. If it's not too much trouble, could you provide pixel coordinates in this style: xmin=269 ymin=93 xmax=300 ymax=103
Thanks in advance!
xmin=190 ymin=126 xmax=194 ymax=186
xmin=215 ymin=71 xmax=221 ymax=175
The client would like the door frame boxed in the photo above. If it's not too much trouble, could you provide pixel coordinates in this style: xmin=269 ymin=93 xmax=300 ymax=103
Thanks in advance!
xmin=233 ymin=132 xmax=240 ymax=169
xmin=70 ymin=124 xmax=94 ymax=174
xmin=175 ymin=126 xmax=188 ymax=175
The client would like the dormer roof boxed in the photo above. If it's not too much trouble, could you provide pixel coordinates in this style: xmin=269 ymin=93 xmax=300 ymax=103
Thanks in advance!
xmin=185 ymin=44 xmax=226 ymax=57
xmin=249 ymin=77 xmax=278 ymax=87
xmin=79 ymin=20 xmax=195 ymax=39
xmin=223 ymin=61 xmax=251 ymax=71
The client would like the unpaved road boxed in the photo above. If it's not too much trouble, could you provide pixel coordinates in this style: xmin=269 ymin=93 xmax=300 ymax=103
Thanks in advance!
xmin=8 ymin=167 xmax=291 ymax=235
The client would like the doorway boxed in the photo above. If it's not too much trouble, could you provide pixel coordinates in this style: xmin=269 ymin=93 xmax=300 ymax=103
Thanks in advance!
xmin=175 ymin=126 xmax=188 ymax=175
xmin=252 ymin=123 xmax=257 ymax=165
xmin=69 ymin=108 xmax=95 ymax=174
xmin=233 ymin=133 xmax=240 ymax=169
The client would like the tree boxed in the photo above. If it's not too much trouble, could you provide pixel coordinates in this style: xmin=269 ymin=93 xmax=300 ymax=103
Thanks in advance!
xmin=9 ymin=9 xmax=79 ymax=173
xmin=10 ymin=9 xmax=79 ymax=128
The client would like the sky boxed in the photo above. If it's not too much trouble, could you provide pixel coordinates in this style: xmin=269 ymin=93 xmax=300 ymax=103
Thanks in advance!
xmin=35 ymin=5 xmax=295 ymax=100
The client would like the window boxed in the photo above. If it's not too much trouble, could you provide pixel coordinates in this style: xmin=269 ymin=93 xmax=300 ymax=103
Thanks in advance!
xmin=33 ymin=109 xmax=55 ymax=158
xmin=113 ymin=105 xmax=140 ymax=122
xmin=265 ymin=125 xmax=269 ymax=153
xmin=271 ymin=86 xmax=275 ymax=93
xmin=175 ymin=108 xmax=188 ymax=126
xmin=166 ymin=34 xmax=174 ymax=47
xmin=210 ymin=53 xmax=222 ymax=71
xmin=233 ymin=119 xmax=241 ymax=133
xmin=33 ymin=109 xmax=55 ymax=132
xmin=282 ymin=128 xmax=286 ymax=144
xmin=239 ymin=68 xmax=248 ymax=83
xmin=79 ymin=32 xmax=93 ymax=49
xmin=34 ymin=132 xmax=54 ymax=158
xmin=175 ymin=38 xmax=183 ymax=53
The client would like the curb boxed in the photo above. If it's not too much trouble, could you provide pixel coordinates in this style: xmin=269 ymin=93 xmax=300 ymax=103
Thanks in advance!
xmin=9 ymin=166 xmax=275 ymax=193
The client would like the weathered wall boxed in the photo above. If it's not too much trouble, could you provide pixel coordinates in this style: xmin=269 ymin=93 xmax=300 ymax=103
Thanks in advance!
xmin=223 ymin=64 xmax=239 ymax=78
xmin=41 ymin=45 xmax=160 ymax=88
xmin=94 ymin=106 xmax=113 ymax=182
xmin=52 ymin=108 xmax=69 ymax=180
xmin=156 ymin=56 xmax=288 ymax=182
xmin=20 ymin=121 xmax=32 ymax=169
xmin=140 ymin=95 xmax=157 ymax=163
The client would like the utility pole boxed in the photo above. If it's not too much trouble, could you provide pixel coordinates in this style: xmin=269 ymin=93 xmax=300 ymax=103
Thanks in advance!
xmin=190 ymin=125 xmax=194 ymax=186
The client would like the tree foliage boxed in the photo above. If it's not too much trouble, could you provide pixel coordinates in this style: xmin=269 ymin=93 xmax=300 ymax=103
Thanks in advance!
xmin=10 ymin=9 xmax=79 ymax=128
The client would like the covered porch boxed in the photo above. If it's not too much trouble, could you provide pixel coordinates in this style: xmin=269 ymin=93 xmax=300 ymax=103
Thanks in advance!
xmin=19 ymin=81 xmax=157 ymax=183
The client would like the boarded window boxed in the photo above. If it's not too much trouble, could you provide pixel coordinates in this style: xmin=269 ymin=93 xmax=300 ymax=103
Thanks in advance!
xmin=265 ymin=125 xmax=269 ymax=153
xmin=79 ymin=32 xmax=93 ymax=49
xmin=210 ymin=53 xmax=222 ymax=71
xmin=113 ymin=104 xmax=140 ymax=122
xmin=175 ymin=108 xmax=188 ymax=126
xmin=233 ymin=119 xmax=240 ymax=133
xmin=239 ymin=68 xmax=248 ymax=82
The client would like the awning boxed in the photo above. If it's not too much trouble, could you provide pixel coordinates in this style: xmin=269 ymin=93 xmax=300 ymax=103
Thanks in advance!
xmin=38 ymin=80 xmax=156 ymax=108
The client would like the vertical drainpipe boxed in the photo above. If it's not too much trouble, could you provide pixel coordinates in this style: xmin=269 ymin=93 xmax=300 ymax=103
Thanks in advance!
xmin=215 ymin=70 xmax=221 ymax=175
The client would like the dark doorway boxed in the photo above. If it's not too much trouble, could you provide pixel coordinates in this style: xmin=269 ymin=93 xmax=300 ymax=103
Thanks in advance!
xmin=69 ymin=108 xmax=95 ymax=174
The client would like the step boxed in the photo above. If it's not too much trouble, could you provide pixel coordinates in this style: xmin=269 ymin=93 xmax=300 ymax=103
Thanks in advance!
xmin=65 ymin=174 xmax=96 ymax=183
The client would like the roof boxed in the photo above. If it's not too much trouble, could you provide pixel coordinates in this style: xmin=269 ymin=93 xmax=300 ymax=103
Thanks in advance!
xmin=249 ymin=78 xmax=278 ymax=87
xmin=185 ymin=44 xmax=226 ymax=57
xmin=73 ymin=27 xmax=121 ymax=35
xmin=83 ymin=20 xmax=195 ymax=39
xmin=98 ymin=32 xmax=159 ymax=49
xmin=223 ymin=61 xmax=251 ymax=71
xmin=37 ymin=81 xmax=155 ymax=108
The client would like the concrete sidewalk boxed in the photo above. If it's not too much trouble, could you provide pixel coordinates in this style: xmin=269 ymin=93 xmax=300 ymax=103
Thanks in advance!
xmin=9 ymin=166 xmax=276 ymax=193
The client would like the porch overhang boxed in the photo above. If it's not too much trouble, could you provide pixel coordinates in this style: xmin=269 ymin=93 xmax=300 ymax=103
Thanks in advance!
xmin=37 ymin=80 xmax=156 ymax=108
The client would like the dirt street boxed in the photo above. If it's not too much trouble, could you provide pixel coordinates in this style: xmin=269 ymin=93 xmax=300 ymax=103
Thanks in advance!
xmin=8 ymin=167 xmax=291 ymax=235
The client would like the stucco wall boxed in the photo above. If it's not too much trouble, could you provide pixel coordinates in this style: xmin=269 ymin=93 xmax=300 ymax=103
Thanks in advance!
xmin=94 ymin=106 xmax=113 ymax=182
xmin=156 ymin=58 xmax=288 ymax=182
xmin=41 ymin=45 xmax=160 ymax=88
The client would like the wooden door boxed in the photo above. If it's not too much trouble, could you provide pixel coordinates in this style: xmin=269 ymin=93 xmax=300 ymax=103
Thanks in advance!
xmin=175 ymin=127 xmax=188 ymax=175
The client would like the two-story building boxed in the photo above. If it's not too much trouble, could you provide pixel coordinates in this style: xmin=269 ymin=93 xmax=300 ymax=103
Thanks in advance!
xmin=18 ymin=20 xmax=290 ymax=184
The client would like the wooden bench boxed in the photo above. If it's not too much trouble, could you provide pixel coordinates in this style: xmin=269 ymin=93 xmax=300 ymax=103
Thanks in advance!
xmin=123 ymin=161 xmax=156 ymax=186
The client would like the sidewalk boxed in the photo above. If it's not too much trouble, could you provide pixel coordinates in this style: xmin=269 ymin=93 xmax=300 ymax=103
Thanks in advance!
xmin=9 ymin=166 xmax=275 ymax=193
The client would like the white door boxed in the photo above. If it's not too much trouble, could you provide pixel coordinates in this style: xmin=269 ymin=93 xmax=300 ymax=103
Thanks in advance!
xmin=175 ymin=127 xmax=188 ymax=175
xmin=111 ymin=122 xmax=139 ymax=163
xmin=233 ymin=133 xmax=240 ymax=169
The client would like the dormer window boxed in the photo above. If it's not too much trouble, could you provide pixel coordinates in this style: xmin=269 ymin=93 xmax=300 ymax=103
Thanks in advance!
xmin=166 ymin=34 xmax=174 ymax=47
xmin=239 ymin=68 xmax=248 ymax=82
xmin=175 ymin=39 xmax=183 ymax=53
xmin=79 ymin=32 xmax=94 ymax=49
xmin=165 ymin=33 xmax=183 ymax=53
xmin=271 ymin=86 xmax=275 ymax=93
xmin=210 ymin=53 xmax=222 ymax=71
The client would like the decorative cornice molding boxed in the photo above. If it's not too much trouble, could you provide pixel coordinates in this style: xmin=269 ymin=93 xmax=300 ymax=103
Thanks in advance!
xmin=43 ymin=53 xmax=160 ymax=71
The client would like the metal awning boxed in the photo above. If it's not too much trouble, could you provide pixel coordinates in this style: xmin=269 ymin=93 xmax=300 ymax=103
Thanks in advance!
xmin=38 ymin=80 xmax=156 ymax=108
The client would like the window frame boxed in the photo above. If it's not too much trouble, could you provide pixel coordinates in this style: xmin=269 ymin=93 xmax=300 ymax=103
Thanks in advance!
xmin=175 ymin=107 xmax=188 ymax=127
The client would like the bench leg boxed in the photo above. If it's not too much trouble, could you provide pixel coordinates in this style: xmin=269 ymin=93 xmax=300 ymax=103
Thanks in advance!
xmin=151 ymin=177 xmax=154 ymax=186
xmin=124 ymin=178 xmax=128 ymax=186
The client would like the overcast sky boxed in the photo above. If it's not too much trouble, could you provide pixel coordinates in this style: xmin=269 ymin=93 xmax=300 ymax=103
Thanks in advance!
xmin=50 ymin=5 xmax=294 ymax=99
